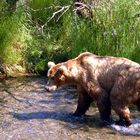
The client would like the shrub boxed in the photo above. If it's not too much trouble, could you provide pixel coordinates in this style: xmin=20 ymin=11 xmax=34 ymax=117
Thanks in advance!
xmin=0 ymin=0 xmax=139 ymax=74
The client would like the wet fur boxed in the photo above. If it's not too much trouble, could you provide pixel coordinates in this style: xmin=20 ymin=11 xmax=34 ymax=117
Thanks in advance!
xmin=46 ymin=52 xmax=140 ymax=126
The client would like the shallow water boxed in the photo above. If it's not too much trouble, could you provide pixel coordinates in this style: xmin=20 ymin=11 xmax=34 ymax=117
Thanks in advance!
xmin=0 ymin=77 xmax=140 ymax=140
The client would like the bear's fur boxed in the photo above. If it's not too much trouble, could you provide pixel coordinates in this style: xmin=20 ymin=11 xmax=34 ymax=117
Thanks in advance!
xmin=46 ymin=52 xmax=140 ymax=126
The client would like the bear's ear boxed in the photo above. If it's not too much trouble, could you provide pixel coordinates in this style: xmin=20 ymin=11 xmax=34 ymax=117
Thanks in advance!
xmin=56 ymin=65 xmax=68 ymax=77
xmin=59 ymin=65 xmax=67 ymax=72
xmin=48 ymin=61 xmax=55 ymax=68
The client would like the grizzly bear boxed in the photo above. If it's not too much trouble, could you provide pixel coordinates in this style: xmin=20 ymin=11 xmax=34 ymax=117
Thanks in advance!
xmin=46 ymin=52 xmax=140 ymax=126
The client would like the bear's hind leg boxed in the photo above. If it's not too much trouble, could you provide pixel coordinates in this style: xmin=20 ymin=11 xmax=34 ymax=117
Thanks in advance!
xmin=112 ymin=102 xmax=131 ymax=126
xmin=135 ymin=98 xmax=140 ymax=111
xmin=97 ymin=90 xmax=112 ymax=123
xmin=110 ymin=84 xmax=132 ymax=126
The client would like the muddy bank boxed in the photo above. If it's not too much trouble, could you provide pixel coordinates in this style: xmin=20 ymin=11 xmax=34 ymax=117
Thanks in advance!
xmin=0 ymin=77 xmax=140 ymax=140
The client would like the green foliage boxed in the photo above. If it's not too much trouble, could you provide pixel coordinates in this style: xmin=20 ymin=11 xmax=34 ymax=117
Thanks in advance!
xmin=24 ymin=0 xmax=72 ymax=73
xmin=69 ymin=0 xmax=140 ymax=60
xmin=0 ymin=0 xmax=140 ymax=74
xmin=0 ymin=3 xmax=25 ymax=64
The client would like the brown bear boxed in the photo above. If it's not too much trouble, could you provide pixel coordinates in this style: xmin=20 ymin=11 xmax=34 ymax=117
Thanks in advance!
xmin=46 ymin=52 xmax=140 ymax=126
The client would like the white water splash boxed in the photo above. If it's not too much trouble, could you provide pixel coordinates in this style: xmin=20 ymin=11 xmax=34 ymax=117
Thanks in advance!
xmin=110 ymin=119 xmax=140 ymax=136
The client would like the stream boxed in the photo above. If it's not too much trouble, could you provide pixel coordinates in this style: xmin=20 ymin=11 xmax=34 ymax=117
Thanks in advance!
xmin=0 ymin=77 xmax=140 ymax=140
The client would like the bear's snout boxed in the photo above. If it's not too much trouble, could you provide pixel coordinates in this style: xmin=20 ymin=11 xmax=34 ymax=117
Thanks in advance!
xmin=45 ymin=85 xmax=57 ymax=92
xmin=45 ymin=79 xmax=58 ymax=92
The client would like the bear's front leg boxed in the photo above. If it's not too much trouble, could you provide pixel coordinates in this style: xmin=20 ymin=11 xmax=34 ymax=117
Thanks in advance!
xmin=73 ymin=87 xmax=93 ymax=116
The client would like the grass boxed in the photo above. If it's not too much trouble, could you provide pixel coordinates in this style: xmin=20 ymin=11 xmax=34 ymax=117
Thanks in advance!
xmin=69 ymin=0 xmax=140 ymax=60
xmin=0 ymin=2 xmax=25 ymax=64
xmin=0 ymin=0 xmax=140 ymax=73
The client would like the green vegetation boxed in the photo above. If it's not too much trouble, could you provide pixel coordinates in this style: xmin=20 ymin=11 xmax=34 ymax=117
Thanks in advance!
xmin=0 ymin=0 xmax=140 ymax=74
xmin=0 ymin=2 xmax=25 ymax=64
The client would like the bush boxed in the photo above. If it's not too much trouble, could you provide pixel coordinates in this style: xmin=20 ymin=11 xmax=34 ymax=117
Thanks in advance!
xmin=26 ymin=0 xmax=140 ymax=64
xmin=0 ymin=1 xmax=26 ymax=64
xmin=0 ymin=0 xmax=140 ymax=74
xmin=69 ymin=0 xmax=140 ymax=60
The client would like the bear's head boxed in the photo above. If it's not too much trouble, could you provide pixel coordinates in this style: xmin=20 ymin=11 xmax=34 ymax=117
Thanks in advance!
xmin=46 ymin=61 xmax=70 ymax=91
xmin=46 ymin=61 xmax=80 ymax=92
